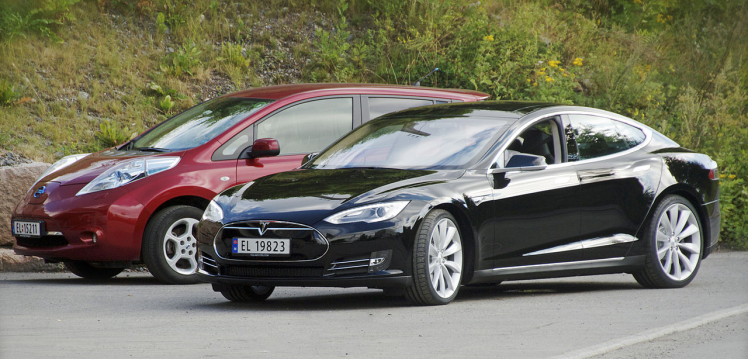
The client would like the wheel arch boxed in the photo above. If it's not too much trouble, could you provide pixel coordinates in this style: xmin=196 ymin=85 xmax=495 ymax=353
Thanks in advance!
xmin=431 ymin=202 xmax=477 ymax=284
xmin=139 ymin=195 xmax=211 ymax=259
xmin=642 ymin=184 xmax=711 ymax=256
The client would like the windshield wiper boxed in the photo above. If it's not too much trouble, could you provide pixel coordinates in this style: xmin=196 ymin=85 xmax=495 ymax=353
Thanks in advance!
xmin=134 ymin=147 xmax=171 ymax=152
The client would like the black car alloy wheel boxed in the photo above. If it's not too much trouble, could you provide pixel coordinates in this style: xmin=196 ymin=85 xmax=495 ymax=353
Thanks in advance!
xmin=406 ymin=210 xmax=464 ymax=305
xmin=634 ymin=195 xmax=703 ymax=288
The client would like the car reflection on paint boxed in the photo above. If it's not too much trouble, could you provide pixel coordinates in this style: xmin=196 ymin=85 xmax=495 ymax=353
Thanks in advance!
xmin=196 ymin=101 xmax=720 ymax=305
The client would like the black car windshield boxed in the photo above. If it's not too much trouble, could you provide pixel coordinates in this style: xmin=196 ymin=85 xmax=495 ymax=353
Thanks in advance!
xmin=309 ymin=115 xmax=508 ymax=170
xmin=129 ymin=97 xmax=272 ymax=151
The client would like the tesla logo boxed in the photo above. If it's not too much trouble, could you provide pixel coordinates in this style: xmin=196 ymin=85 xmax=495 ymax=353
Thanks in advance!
xmin=257 ymin=221 xmax=269 ymax=235
xmin=33 ymin=186 xmax=46 ymax=198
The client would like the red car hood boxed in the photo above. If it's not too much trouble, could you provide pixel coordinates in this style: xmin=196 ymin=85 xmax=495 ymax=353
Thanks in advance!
xmin=43 ymin=149 xmax=178 ymax=186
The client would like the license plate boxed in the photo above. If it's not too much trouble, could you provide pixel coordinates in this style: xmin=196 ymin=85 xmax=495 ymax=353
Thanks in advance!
xmin=232 ymin=238 xmax=290 ymax=256
xmin=12 ymin=220 xmax=43 ymax=237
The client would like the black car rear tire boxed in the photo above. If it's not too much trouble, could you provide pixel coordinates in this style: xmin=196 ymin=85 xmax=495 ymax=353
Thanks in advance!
xmin=64 ymin=261 xmax=124 ymax=280
xmin=405 ymin=209 xmax=464 ymax=305
xmin=220 ymin=285 xmax=275 ymax=302
xmin=143 ymin=205 xmax=203 ymax=285
xmin=633 ymin=195 xmax=703 ymax=288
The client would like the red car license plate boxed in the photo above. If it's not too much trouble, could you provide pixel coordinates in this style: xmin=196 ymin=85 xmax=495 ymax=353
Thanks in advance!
xmin=13 ymin=220 xmax=43 ymax=237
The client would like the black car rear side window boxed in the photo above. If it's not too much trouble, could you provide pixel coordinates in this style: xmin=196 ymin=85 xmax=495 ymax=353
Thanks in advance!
xmin=567 ymin=115 xmax=645 ymax=161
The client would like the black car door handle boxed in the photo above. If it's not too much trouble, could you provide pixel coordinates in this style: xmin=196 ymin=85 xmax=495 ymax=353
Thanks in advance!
xmin=577 ymin=169 xmax=615 ymax=181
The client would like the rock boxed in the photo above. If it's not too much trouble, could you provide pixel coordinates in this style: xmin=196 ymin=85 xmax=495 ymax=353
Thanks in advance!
xmin=0 ymin=162 xmax=50 ymax=246
xmin=0 ymin=151 xmax=33 ymax=166
xmin=78 ymin=91 xmax=89 ymax=100
xmin=0 ymin=248 xmax=64 ymax=272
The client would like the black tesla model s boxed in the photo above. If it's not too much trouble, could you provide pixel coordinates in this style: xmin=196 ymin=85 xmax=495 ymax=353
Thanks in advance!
xmin=196 ymin=102 xmax=720 ymax=305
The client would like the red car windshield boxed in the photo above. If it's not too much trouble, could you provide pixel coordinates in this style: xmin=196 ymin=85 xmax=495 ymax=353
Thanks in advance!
xmin=309 ymin=115 xmax=508 ymax=170
xmin=129 ymin=97 xmax=272 ymax=151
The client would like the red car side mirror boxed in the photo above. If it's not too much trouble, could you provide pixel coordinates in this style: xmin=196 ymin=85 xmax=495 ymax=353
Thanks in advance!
xmin=240 ymin=138 xmax=280 ymax=159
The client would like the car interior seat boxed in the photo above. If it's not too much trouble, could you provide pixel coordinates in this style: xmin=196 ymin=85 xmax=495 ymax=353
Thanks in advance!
xmin=520 ymin=129 xmax=555 ymax=164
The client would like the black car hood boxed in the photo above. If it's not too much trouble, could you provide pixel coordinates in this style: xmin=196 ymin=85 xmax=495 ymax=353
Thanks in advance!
xmin=221 ymin=168 xmax=464 ymax=225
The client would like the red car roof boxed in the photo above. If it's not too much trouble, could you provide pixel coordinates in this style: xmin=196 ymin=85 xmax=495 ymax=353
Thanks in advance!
xmin=226 ymin=83 xmax=489 ymax=101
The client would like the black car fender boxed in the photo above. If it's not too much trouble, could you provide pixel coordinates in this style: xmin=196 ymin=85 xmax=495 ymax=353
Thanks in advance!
xmin=407 ymin=196 xmax=479 ymax=283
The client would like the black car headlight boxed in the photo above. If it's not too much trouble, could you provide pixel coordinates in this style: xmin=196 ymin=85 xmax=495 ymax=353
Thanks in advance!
xmin=202 ymin=200 xmax=224 ymax=222
xmin=323 ymin=201 xmax=409 ymax=224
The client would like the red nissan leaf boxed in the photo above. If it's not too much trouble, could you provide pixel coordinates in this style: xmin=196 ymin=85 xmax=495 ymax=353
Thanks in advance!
xmin=11 ymin=84 xmax=488 ymax=283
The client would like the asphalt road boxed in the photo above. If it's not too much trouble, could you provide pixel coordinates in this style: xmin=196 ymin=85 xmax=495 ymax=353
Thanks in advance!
xmin=1 ymin=252 xmax=746 ymax=358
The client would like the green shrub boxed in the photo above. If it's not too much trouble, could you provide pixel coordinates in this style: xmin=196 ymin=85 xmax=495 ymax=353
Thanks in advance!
xmin=0 ymin=0 xmax=80 ymax=43
xmin=156 ymin=12 xmax=168 ymax=33
xmin=308 ymin=1 xmax=355 ymax=81
xmin=160 ymin=43 xmax=202 ymax=76
xmin=218 ymin=43 xmax=250 ymax=69
xmin=0 ymin=80 xmax=21 ymax=106
xmin=95 ymin=120 xmax=129 ymax=148
xmin=159 ymin=95 xmax=174 ymax=114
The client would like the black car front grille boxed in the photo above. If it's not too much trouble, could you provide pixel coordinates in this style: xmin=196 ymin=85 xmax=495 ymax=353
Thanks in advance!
xmin=224 ymin=265 xmax=324 ymax=278
xmin=216 ymin=221 xmax=328 ymax=261
xmin=15 ymin=235 xmax=68 ymax=248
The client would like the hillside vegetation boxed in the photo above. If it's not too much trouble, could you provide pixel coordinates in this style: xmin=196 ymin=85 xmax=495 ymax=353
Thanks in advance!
xmin=1 ymin=0 xmax=746 ymax=248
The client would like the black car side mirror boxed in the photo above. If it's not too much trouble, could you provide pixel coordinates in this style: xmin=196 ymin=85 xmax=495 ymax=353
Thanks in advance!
xmin=506 ymin=153 xmax=547 ymax=168
xmin=239 ymin=138 xmax=280 ymax=159
xmin=490 ymin=154 xmax=548 ymax=175
xmin=302 ymin=152 xmax=318 ymax=166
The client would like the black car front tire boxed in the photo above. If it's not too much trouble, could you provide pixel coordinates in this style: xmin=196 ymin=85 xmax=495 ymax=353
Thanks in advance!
xmin=220 ymin=285 xmax=275 ymax=302
xmin=406 ymin=209 xmax=464 ymax=305
xmin=634 ymin=195 xmax=703 ymax=288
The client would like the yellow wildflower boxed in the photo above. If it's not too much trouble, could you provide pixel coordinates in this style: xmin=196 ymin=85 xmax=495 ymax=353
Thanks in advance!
xmin=562 ymin=73 xmax=568 ymax=77
xmin=545 ymin=76 xmax=554 ymax=83
xmin=533 ymin=82 xmax=537 ymax=87
xmin=728 ymin=174 xmax=736 ymax=179
xmin=548 ymin=60 xmax=560 ymax=68
xmin=527 ymin=78 xmax=532 ymax=82
xmin=559 ymin=68 xmax=565 ymax=72
xmin=483 ymin=35 xmax=494 ymax=41
xmin=572 ymin=58 xmax=583 ymax=66
xmin=719 ymin=174 xmax=726 ymax=178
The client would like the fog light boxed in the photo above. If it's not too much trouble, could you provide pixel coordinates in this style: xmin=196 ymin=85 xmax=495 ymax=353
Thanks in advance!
xmin=368 ymin=250 xmax=392 ymax=273
xmin=80 ymin=231 xmax=98 ymax=244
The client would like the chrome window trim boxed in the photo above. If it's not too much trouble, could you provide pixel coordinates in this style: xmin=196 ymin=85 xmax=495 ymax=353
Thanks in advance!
xmin=523 ymin=234 xmax=638 ymax=256
xmin=485 ymin=110 xmax=653 ymax=174
xmin=212 ymin=220 xmax=329 ymax=263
